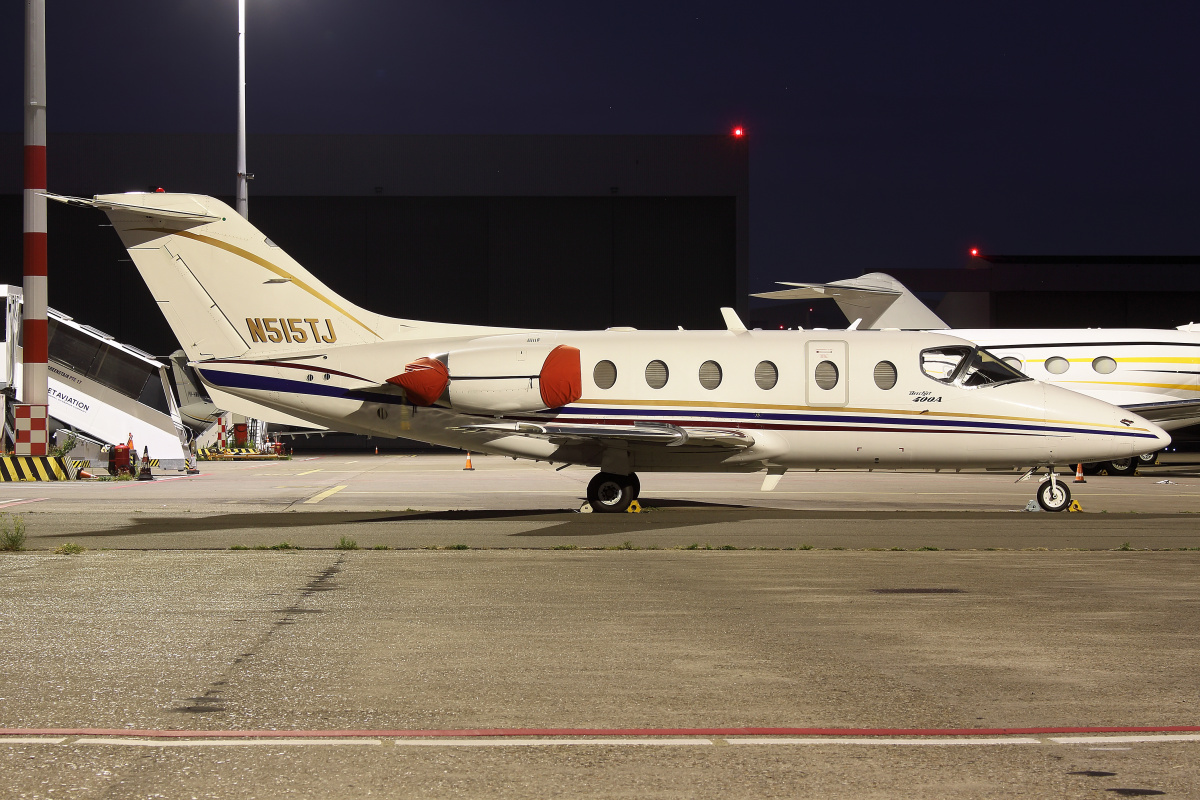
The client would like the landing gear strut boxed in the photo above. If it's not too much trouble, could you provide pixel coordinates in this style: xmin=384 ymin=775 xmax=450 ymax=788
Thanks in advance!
xmin=586 ymin=471 xmax=639 ymax=513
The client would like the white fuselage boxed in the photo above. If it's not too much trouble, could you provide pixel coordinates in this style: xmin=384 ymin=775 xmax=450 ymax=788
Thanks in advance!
xmin=952 ymin=328 xmax=1200 ymax=431
xmin=195 ymin=328 xmax=1167 ymax=473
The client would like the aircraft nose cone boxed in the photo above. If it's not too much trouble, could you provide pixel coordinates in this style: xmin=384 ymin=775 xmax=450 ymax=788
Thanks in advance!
xmin=1042 ymin=384 xmax=1170 ymax=463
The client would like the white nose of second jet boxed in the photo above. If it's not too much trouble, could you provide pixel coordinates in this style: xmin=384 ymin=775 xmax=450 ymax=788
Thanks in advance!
xmin=1042 ymin=383 xmax=1170 ymax=465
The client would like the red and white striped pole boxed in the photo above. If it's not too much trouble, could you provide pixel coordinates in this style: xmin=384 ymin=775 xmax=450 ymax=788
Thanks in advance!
xmin=19 ymin=0 xmax=49 ymax=457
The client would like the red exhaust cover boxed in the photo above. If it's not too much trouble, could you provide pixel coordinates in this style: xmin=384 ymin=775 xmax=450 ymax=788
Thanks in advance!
xmin=540 ymin=345 xmax=582 ymax=408
xmin=386 ymin=357 xmax=448 ymax=406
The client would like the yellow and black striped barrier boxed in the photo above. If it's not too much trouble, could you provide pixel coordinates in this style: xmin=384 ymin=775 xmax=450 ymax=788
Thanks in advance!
xmin=0 ymin=456 xmax=75 ymax=481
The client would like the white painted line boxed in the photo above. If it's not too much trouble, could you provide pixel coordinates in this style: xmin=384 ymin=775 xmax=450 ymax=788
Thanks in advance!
xmin=389 ymin=738 xmax=713 ymax=747
xmin=0 ymin=737 xmax=67 ymax=744
xmin=1050 ymin=734 xmax=1200 ymax=744
xmin=302 ymin=485 xmax=347 ymax=504
xmin=724 ymin=737 xmax=1043 ymax=746
xmin=0 ymin=498 xmax=46 ymax=509
xmin=74 ymin=738 xmax=381 ymax=747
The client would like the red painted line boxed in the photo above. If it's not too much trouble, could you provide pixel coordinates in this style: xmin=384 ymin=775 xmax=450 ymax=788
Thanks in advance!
xmin=0 ymin=498 xmax=47 ymax=509
xmin=110 ymin=474 xmax=204 ymax=488
xmin=2 ymin=725 xmax=1199 ymax=740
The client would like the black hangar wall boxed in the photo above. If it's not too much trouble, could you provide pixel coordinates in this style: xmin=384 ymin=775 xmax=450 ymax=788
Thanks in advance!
xmin=0 ymin=133 xmax=748 ymax=356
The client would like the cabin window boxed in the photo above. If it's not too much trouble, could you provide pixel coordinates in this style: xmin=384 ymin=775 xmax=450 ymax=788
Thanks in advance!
xmin=1044 ymin=356 xmax=1070 ymax=375
xmin=873 ymin=361 xmax=897 ymax=390
xmin=813 ymin=360 xmax=839 ymax=390
xmin=1002 ymin=357 xmax=1023 ymax=372
xmin=1092 ymin=356 xmax=1117 ymax=374
xmin=593 ymin=360 xmax=617 ymax=389
xmin=755 ymin=360 xmax=778 ymax=390
xmin=645 ymin=360 xmax=669 ymax=389
xmin=698 ymin=360 xmax=722 ymax=390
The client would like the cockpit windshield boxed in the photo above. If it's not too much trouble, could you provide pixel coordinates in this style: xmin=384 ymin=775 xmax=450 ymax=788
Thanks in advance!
xmin=920 ymin=346 xmax=1030 ymax=388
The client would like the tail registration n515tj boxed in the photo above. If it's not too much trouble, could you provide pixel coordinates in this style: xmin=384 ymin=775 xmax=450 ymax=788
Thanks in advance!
xmin=51 ymin=192 xmax=1170 ymax=512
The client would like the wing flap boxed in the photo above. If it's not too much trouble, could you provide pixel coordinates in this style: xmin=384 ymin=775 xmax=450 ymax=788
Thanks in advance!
xmin=449 ymin=421 xmax=755 ymax=449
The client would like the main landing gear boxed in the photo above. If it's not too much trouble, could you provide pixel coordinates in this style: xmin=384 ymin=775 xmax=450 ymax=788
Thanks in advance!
xmin=586 ymin=471 xmax=641 ymax=513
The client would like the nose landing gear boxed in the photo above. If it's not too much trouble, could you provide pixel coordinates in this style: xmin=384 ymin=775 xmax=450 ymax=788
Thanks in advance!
xmin=1036 ymin=472 xmax=1072 ymax=512
xmin=585 ymin=471 xmax=641 ymax=513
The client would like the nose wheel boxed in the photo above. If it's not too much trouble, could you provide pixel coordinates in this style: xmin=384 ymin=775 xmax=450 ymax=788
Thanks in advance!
xmin=1036 ymin=475 xmax=1072 ymax=512
xmin=586 ymin=471 xmax=640 ymax=513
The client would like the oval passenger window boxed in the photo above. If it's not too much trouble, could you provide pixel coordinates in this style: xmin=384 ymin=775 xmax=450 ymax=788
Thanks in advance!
xmin=698 ymin=360 xmax=722 ymax=390
xmin=755 ymin=360 xmax=778 ymax=390
xmin=645 ymin=360 xmax=669 ymax=389
xmin=1002 ymin=357 xmax=1023 ymax=371
xmin=1044 ymin=356 xmax=1070 ymax=375
xmin=873 ymin=361 xmax=897 ymax=390
xmin=1092 ymin=356 xmax=1117 ymax=374
xmin=814 ymin=360 xmax=839 ymax=390
xmin=593 ymin=360 xmax=617 ymax=389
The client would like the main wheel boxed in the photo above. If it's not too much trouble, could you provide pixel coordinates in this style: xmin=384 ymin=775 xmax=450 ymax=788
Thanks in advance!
xmin=587 ymin=471 xmax=636 ymax=513
xmin=1136 ymin=450 xmax=1160 ymax=467
xmin=1037 ymin=478 xmax=1071 ymax=512
xmin=1104 ymin=458 xmax=1137 ymax=476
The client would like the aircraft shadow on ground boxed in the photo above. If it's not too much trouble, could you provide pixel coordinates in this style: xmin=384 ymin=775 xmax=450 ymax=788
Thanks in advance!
xmin=40 ymin=501 xmax=1183 ymax=541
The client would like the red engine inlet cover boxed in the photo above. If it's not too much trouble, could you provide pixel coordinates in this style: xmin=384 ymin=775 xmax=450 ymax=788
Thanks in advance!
xmin=539 ymin=345 xmax=582 ymax=409
xmin=386 ymin=356 xmax=448 ymax=406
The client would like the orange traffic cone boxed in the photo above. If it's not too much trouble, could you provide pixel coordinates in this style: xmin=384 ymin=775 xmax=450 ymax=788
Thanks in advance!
xmin=1074 ymin=463 xmax=1087 ymax=483
xmin=463 ymin=452 xmax=475 ymax=471
xmin=375 ymin=446 xmax=379 ymax=455
xmin=137 ymin=446 xmax=154 ymax=481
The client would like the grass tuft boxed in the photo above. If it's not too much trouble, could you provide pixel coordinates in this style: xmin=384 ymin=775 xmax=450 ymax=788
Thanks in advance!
xmin=551 ymin=544 xmax=579 ymax=550
xmin=335 ymin=536 xmax=359 ymax=550
xmin=445 ymin=544 xmax=470 ymax=550
xmin=373 ymin=544 xmax=390 ymax=550
xmin=0 ymin=515 xmax=26 ymax=552
xmin=54 ymin=542 xmax=85 ymax=555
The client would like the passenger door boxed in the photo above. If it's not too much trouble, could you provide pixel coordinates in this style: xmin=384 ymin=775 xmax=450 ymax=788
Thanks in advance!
xmin=806 ymin=340 xmax=848 ymax=406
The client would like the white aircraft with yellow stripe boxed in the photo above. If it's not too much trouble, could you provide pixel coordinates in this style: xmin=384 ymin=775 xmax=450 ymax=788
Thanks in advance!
xmin=51 ymin=193 xmax=1169 ymax=511
xmin=756 ymin=273 xmax=1200 ymax=474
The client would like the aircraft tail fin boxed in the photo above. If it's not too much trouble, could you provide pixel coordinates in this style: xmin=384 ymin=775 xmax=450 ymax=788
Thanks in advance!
xmin=49 ymin=192 xmax=507 ymax=361
xmin=752 ymin=272 xmax=949 ymax=330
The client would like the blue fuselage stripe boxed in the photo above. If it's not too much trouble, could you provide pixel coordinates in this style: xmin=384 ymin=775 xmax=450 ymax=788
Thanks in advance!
xmin=197 ymin=368 xmax=1157 ymax=439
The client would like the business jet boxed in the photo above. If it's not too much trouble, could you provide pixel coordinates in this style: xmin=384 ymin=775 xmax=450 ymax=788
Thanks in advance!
xmin=50 ymin=193 xmax=1168 ymax=512
xmin=755 ymin=272 xmax=1200 ymax=474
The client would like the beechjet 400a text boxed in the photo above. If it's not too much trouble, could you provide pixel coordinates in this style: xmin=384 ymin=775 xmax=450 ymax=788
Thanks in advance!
xmin=51 ymin=193 xmax=1169 ymax=512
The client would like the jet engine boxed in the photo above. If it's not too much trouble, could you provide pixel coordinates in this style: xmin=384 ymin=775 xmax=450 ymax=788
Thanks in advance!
xmin=387 ymin=344 xmax=582 ymax=414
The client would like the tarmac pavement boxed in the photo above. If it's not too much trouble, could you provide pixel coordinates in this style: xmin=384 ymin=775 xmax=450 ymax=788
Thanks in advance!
xmin=1 ymin=454 xmax=1198 ymax=798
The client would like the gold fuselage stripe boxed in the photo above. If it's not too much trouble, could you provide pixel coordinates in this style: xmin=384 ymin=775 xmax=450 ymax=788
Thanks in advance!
xmin=133 ymin=228 xmax=380 ymax=339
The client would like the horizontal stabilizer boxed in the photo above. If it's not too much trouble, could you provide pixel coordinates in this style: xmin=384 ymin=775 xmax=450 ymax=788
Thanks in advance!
xmin=753 ymin=272 xmax=949 ymax=330
xmin=449 ymin=421 xmax=755 ymax=448
xmin=44 ymin=192 xmax=222 ymax=222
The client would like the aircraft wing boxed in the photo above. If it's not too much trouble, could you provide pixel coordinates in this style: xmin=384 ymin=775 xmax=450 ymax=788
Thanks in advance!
xmin=1121 ymin=398 xmax=1200 ymax=431
xmin=752 ymin=272 xmax=949 ymax=330
xmin=449 ymin=421 xmax=755 ymax=448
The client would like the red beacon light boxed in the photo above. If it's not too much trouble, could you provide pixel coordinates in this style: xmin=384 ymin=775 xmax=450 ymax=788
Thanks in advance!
xmin=732 ymin=126 xmax=745 ymax=137
xmin=969 ymin=247 xmax=980 ymax=257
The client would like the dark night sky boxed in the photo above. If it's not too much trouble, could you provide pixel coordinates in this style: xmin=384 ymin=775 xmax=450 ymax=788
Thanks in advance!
xmin=4 ymin=1 xmax=1200 ymax=294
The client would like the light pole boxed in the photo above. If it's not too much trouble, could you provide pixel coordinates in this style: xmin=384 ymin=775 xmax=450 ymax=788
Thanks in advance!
xmin=21 ymin=0 xmax=49 ymax=455
xmin=236 ymin=0 xmax=251 ymax=218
